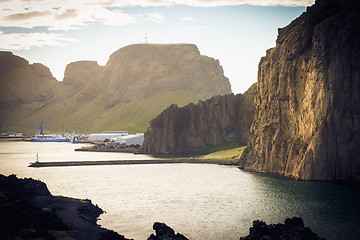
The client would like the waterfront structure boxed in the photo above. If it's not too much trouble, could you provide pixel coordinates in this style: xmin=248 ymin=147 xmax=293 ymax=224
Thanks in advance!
xmin=88 ymin=131 xmax=128 ymax=142
xmin=114 ymin=133 xmax=144 ymax=146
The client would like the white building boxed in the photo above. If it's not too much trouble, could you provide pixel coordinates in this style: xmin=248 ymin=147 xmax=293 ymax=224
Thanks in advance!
xmin=89 ymin=131 xmax=128 ymax=142
xmin=114 ymin=133 xmax=144 ymax=146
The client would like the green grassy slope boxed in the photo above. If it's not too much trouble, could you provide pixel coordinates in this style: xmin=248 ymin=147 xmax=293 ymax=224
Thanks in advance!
xmin=0 ymin=45 xmax=231 ymax=135
xmin=4 ymin=89 xmax=205 ymax=135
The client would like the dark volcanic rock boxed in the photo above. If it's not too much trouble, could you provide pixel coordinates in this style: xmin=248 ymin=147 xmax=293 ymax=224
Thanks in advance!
xmin=0 ymin=174 xmax=70 ymax=239
xmin=147 ymin=222 xmax=189 ymax=240
xmin=0 ymin=174 xmax=128 ymax=240
xmin=240 ymin=0 xmax=360 ymax=180
xmin=143 ymin=83 xmax=256 ymax=154
xmin=240 ymin=217 xmax=325 ymax=240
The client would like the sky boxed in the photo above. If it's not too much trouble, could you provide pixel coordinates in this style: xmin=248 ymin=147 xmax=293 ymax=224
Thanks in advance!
xmin=0 ymin=0 xmax=315 ymax=94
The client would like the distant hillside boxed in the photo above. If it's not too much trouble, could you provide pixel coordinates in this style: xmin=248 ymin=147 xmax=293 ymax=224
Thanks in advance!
xmin=0 ymin=44 xmax=231 ymax=134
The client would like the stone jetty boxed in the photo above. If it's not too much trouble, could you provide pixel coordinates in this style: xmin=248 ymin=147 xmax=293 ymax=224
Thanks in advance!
xmin=29 ymin=158 xmax=238 ymax=168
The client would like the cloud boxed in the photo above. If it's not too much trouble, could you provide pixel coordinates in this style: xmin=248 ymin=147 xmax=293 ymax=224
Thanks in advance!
xmin=186 ymin=26 xmax=208 ymax=30
xmin=55 ymin=9 xmax=77 ymax=20
xmin=181 ymin=16 xmax=194 ymax=21
xmin=177 ymin=0 xmax=315 ymax=7
xmin=4 ymin=11 xmax=51 ymax=21
xmin=0 ymin=31 xmax=77 ymax=50
xmin=0 ymin=1 xmax=138 ymax=30
xmin=144 ymin=12 xmax=164 ymax=23
xmin=0 ymin=1 xmax=314 ymax=30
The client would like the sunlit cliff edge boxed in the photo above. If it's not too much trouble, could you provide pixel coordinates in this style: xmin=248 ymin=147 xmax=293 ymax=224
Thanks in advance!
xmin=0 ymin=44 xmax=231 ymax=134
xmin=240 ymin=0 xmax=360 ymax=181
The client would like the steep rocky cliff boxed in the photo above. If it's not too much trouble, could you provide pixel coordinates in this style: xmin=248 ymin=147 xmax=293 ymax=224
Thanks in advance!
xmin=0 ymin=44 xmax=231 ymax=134
xmin=240 ymin=0 xmax=360 ymax=180
xmin=143 ymin=84 xmax=256 ymax=154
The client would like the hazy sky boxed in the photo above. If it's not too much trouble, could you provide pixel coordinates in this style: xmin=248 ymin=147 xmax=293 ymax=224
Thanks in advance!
xmin=0 ymin=0 xmax=315 ymax=94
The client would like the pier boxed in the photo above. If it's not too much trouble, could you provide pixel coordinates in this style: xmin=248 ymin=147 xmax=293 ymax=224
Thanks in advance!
xmin=28 ymin=159 xmax=238 ymax=167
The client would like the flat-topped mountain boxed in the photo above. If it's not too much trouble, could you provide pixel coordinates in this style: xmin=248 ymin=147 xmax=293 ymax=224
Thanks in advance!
xmin=0 ymin=44 xmax=231 ymax=134
xmin=103 ymin=44 xmax=231 ymax=105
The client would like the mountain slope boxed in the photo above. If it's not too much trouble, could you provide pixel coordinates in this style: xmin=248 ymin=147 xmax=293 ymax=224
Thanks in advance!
xmin=0 ymin=44 xmax=231 ymax=134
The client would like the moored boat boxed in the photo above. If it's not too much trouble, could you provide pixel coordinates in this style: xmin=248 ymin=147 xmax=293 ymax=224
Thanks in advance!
xmin=31 ymin=135 xmax=69 ymax=142
xmin=31 ymin=122 xmax=69 ymax=142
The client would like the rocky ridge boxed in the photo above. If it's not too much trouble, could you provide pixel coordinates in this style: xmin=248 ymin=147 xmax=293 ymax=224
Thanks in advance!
xmin=240 ymin=0 xmax=360 ymax=180
xmin=143 ymin=83 xmax=256 ymax=154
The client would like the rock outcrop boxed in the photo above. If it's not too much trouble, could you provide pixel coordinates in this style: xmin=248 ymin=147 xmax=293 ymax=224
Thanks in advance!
xmin=147 ymin=222 xmax=189 ymax=240
xmin=240 ymin=0 xmax=360 ymax=180
xmin=0 ymin=174 xmax=128 ymax=240
xmin=63 ymin=61 xmax=105 ymax=89
xmin=143 ymin=84 xmax=256 ymax=154
xmin=240 ymin=217 xmax=325 ymax=240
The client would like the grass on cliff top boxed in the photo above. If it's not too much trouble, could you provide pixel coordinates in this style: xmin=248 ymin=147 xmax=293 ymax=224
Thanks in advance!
xmin=200 ymin=145 xmax=247 ymax=163
xmin=185 ymin=140 xmax=245 ymax=153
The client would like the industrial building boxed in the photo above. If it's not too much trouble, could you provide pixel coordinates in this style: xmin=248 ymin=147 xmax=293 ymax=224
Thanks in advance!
xmin=114 ymin=133 xmax=144 ymax=146
xmin=88 ymin=131 xmax=128 ymax=142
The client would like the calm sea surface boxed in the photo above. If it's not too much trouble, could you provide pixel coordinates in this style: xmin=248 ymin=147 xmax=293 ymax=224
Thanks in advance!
xmin=1 ymin=139 xmax=359 ymax=240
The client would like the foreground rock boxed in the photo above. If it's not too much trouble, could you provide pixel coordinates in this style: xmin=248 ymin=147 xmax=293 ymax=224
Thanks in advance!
xmin=240 ymin=217 xmax=325 ymax=240
xmin=241 ymin=0 xmax=360 ymax=180
xmin=147 ymin=222 xmax=189 ymax=240
xmin=0 ymin=174 xmax=128 ymax=240
xmin=143 ymin=84 xmax=256 ymax=154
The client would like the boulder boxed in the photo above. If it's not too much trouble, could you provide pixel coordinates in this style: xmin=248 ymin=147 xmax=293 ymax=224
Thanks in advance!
xmin=240 ymin=217 xmax=325 ymax=240
xmin=147 ymin=222 xmax=188 ymax=240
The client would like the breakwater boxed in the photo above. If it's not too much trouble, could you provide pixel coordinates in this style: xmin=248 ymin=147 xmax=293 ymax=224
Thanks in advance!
xmin=29 ymin=158 xmax=238 ymax=168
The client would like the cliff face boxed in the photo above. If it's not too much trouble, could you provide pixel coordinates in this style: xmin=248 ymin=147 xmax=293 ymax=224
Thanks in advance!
xmin=0 ymin=44 xmax=231 ymax=134
xmin=240 ymin=0 xmax=360 ymax=180
xmin=143 ymin=84 xmax=256 ymax=154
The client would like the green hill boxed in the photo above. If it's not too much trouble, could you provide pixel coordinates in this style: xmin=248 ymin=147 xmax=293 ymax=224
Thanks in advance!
xmin=0 ymin=44 xmax=231 ymax=135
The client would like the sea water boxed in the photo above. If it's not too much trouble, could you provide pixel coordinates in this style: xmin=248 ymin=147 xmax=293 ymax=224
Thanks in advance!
xmin=0 ymin=139 xmax=359 ymax=240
